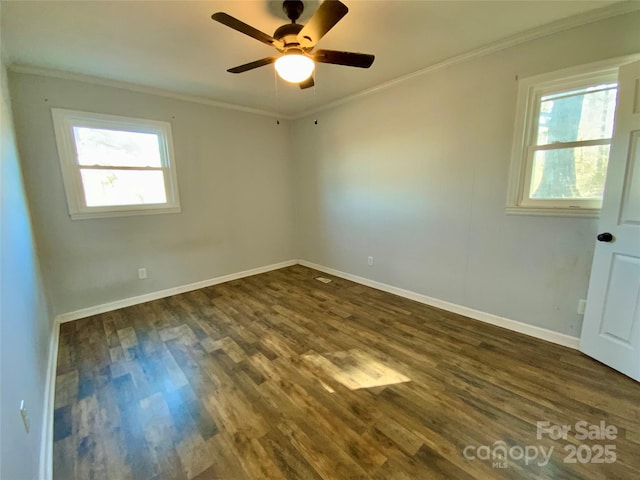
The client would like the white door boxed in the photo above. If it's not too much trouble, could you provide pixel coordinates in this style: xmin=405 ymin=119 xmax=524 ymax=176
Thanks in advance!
xmin=580 ymin=60 xmax=640 ymax=381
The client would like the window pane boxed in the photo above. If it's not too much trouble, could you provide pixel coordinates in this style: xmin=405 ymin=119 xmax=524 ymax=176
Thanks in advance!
xmin=530 ymin=145 xmax=610 ymax=200
xmin=73 ymin=127 xmax=162 ymax=167
xmin=536 ymin=84 xmax=617 ymax=145
xmin=80 ymin=169 xmax=167 ymax=206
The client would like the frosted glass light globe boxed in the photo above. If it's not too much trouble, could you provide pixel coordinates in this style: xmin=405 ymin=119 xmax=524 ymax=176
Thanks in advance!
xmin=275 ymin=54 xmax=315 ymax=83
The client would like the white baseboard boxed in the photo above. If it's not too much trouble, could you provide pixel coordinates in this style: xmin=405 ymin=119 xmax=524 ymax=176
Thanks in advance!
xmin=55 ymin=257 xmax=581 ymax=349
xmin=39 ymin=318 xmax=60 ymax=480
xmin=55 ymin=260 xmax=297 ymax=324
xmin=298 ymin=259 xmax=580 ymax=350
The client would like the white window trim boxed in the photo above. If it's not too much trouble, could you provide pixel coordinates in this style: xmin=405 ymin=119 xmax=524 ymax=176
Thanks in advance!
xmin=506 ymin=54 xmax=640 ymax=218
xmin=52 ymin=108 xmax=181 ymax=220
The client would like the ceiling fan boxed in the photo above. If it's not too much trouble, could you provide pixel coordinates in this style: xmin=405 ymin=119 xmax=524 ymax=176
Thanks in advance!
xmin=211 ymin=0 xmax=374 ymax=89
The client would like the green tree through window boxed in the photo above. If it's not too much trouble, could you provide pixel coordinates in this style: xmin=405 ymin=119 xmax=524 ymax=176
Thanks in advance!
xmin=533 ymin=94 xmax=584 ymax=198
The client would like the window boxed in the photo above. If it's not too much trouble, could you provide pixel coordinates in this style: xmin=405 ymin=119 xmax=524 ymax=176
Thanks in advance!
xmin=506 ymin=59 xmax=629 ymax=217
xmin=52 ymin=109 xmax=180 ymax=219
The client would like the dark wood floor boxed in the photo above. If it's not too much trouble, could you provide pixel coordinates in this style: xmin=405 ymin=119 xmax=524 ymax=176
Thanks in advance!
xmin=53 ymin=265 xmax=640 ymax=479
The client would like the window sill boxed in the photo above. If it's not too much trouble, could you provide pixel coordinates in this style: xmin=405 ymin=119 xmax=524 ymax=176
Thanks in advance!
xmin=70 ymin=206 xmax=182 ymax=220
xmin=505 ymin=206 xmax=600 ymax=218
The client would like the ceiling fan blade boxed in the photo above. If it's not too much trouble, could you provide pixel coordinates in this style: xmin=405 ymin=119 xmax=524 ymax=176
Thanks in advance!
xmin=297 ymin=1 xmax=349 ymax=49
xmin=212 ymin=12 xmax=283 ymax=49
xmin=299 ymin=76 xmax=315 ymax=89
xmin=227 ymin=57 xmax=279 ymax=74
xmin=313 ymin=49 xmax=375 ymax=68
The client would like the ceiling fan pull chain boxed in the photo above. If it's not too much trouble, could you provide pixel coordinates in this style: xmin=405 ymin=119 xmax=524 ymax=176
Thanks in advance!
xmin=314 ymin=72 xmax=318 ymax=125
xmin=274 ymin=67 xmax=281 ymax=125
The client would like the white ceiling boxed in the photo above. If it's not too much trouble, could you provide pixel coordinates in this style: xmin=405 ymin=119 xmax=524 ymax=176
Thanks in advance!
xmin=1 ymin=1 xmax=632 ymax=116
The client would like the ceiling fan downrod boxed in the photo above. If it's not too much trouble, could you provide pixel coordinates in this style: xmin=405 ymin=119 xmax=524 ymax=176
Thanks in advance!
xmin=282 ymin=0 xmax=304 ymax=24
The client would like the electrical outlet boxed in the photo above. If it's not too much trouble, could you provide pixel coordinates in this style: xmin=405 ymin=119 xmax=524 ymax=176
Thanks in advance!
xmin=20 ymin=401 xmax=30 ymax=433
xmin=577 ymin=299 xmax=587 ymax=315
xmin=367 ymin=256 xmax=374 ymax=267
xmin=138 ymin=267 xmax=147 ymax=280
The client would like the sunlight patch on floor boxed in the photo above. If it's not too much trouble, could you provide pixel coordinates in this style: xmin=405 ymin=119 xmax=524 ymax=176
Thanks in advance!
xmin=303 ymin=349 xmax=411 ymax=391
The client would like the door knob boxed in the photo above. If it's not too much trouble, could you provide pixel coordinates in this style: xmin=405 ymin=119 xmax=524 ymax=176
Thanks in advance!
xmin=597 ymin=232 xmax=613 ymax=242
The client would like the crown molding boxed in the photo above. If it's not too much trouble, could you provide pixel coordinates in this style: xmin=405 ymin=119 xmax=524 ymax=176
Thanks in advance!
xmin=290 ymin=1 xmax=640 ymax=119
xmin=8 ymin=2 xmax=639 ymax=121
xmin=8 ymin=63 xmax=293 ymax=120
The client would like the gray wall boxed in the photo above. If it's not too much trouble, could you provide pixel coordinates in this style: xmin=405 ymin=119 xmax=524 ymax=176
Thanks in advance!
xmin=1 ymin=58 xmax=54 ymax=479
xmin=10 ymin=74 xmax=295 ymax=315
xmin=292 ymin=11 xmax=640 ymax=337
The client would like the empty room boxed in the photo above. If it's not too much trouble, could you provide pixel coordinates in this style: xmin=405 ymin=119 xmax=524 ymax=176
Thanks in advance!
xmin=2 ymin=1 xmax=640 ymax=479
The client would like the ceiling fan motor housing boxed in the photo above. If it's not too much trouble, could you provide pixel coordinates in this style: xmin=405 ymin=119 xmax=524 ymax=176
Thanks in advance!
xmin=273 ymin=23 xmax=305 ymax=52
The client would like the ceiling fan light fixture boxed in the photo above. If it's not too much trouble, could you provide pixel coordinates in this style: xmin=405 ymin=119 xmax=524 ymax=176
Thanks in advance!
xmin=275 ymin=52 xmax=315 ymax=83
